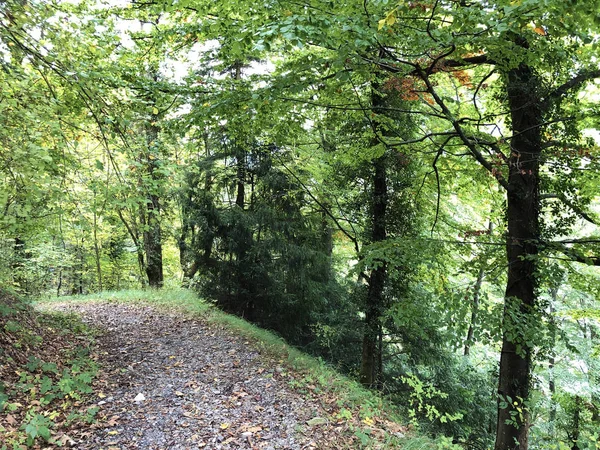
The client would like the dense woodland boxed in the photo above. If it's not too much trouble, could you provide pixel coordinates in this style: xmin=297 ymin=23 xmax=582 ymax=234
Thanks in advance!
xmin=1 ymin=0 xmax=600 ymax=448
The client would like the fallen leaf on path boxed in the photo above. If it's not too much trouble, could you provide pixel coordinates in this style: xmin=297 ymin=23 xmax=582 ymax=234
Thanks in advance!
xmin=307 ymin=417 xmax=328 ymax=426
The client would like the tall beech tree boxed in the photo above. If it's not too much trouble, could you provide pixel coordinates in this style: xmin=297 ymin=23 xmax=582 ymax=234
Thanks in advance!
xmin=372 ymin=1 xmax=600 ymax=447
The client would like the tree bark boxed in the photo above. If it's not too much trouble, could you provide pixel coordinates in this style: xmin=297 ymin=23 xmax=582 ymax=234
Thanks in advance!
xmin=142 ymin=75 xmax=164 ymax=288
xmin=92 ymin=194 xmax=103 ymax=292
xmin=359 ymin=78 xmax=389 ymax=388
xmin=464 ymin=219 xmax=492 ymax=356
xmin=12 ymin=237 xmax=28 ymax=294
xmin=495 ymin=61 xmax=541 ymax=450
xmin=360 ymin=153 xmax=388 ymax=388
xmin=143 ymin=190 xmax=163 ymax=288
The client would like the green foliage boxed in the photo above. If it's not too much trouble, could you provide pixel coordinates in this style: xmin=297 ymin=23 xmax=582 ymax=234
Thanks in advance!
xmin=0 ymin=290 xmax=98 ymax=447
xmin=3 ymin=0 xmax=600 ymax=448
xmin=180 ymin=140 xmax=348 ymax=345
xmin=22 ymin=413 xmax=53 ymax=446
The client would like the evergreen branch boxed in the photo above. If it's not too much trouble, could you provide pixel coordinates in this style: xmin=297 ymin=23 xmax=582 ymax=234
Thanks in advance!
xmin=275 ymin=156 xmax=361 ymax=255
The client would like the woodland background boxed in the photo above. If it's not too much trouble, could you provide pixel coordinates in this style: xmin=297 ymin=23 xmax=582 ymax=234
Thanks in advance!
xmin=1 ymin=0 xmax=600 ymax=448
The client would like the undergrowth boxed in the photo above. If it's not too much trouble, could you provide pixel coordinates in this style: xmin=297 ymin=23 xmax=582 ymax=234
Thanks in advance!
xmin=1 ymin=289 xmax=98 ymax=449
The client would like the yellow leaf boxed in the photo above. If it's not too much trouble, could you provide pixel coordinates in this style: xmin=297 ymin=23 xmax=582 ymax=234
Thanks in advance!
xmin=378 ymin=10 xmax=396 ymax=30
xmin=98 ymin=392 xmax=106 ymax=399
xmin=107 ymin=430 xmax=119 ymax=435
xmin=152 ymin=107 xmax=159 ymax=115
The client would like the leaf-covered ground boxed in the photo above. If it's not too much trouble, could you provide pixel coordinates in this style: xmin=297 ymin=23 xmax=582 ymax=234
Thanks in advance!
xmin=41 ymin=301 xmax=406 ymax=449
xmin=1 ymin=291 xmax=98 ymax=448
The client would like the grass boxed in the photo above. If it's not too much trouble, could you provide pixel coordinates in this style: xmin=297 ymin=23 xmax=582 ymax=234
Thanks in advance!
xmin=36 ymin=288 xmax=459 ymax=449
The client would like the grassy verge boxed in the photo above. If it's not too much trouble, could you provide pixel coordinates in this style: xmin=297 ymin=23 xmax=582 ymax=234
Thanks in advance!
xmin=36 ymin=288 xmax=459 ymax=449
xmin=1 ymin=290 xmax=99 ymax=449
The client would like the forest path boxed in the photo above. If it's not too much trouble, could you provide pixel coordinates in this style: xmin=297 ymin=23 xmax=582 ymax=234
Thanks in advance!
xmin=43 ymin=301 xmax=332 ymax=450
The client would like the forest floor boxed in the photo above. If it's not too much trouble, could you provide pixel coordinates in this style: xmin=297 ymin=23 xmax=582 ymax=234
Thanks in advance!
xmin=39 ymin=300 xmax=407 ymax=449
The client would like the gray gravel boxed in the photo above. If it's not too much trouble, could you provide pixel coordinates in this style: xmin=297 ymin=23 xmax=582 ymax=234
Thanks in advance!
xmin=45 ymin=302 xmax=322 ymax=450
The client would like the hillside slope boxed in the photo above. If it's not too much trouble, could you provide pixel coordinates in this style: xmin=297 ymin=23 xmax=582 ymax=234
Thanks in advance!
xmin=13 ymin=289 xmax=454 ymax=449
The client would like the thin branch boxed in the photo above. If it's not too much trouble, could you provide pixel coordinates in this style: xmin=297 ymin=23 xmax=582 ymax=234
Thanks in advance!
xmin=540 ymin=193 xmax=598 ymax=225
xmin=544 ymin=69 xmax=600 ymax=107
xmin=416 ymin=67 xmax=510 ymax=190
xmin=275 ymin=156 xmax=361 ymax=255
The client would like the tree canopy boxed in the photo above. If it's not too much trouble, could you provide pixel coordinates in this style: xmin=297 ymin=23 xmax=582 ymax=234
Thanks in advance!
xmin=1 ymin=0 xmax=600 ymax=448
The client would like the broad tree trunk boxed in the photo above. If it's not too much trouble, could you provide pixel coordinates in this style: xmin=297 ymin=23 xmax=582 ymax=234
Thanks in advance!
xmin=495 ymin=61 xmax=541 ymax=450
xmin=143 ymin=191 xmax=163 ymax=288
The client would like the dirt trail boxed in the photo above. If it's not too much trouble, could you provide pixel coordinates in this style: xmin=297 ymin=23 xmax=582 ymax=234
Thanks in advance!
xmin=45 ymin=302 xmax=331 ymax=450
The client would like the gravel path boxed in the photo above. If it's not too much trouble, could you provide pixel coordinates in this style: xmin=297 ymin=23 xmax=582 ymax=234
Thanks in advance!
xmin=44 ymin=302 xmax=329 ymax=450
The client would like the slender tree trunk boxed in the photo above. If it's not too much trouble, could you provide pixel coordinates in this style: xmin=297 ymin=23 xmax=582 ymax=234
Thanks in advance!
xmin=495 ymin=61 xmax=541 ymax=450
xmin=548 ymin=288 xmax=558 ymax=433
xmin=142 ymin=75 xmax=164 ymax=288
xmin=93 ymin=196 xmax=103 ymax=292
xmin=12 ymin=237 xmax=28 ymax=294
xmin=465 ymin=220 xmax=493 ymax=356
xmin=236 ymin=150 xmax=246 ymax=209
xmin=321 ymin=205 xmax=333 ymax=282
xmin=360 ymin=154 xmax=388 ymax=388
xmin=71 ymin=237 xmax=85 ymax=295
xmin=116 ymin=208 xmax=146 ymax=286
xmin=359 ymin=78 xmax=389 ymax=388
xmin=569 ymin=396 xmax=581 ymax=450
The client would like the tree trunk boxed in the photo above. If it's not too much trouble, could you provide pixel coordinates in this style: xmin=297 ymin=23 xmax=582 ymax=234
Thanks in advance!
xmin=360 ymin=154 xmax=388 ymax=388
xmin=92 ymin=197 xmax=103 ymax=292
xmin=359 ymin=78 xmax=389 ymax=388
xmin=142 ymin=79 xmax=164 ymax=288
xmin=569 ymin=396 xmax=581 ymax=450
xmin=548 ymin=287 xmax=558 ymax=433
xmin=144 ymin=191 xmax=163 ymax=288
xmin=464 ymin=220 xmax=493 ymax=356
xmin=236 ymin=150 xmax=246 ymax=209
xmin=321 ymin=205 xmax=333 ymax=282
xmin=495 ymin=61 xmax=541 ymax=450
xmin=12 ymin=237 xmax=31 ymax=294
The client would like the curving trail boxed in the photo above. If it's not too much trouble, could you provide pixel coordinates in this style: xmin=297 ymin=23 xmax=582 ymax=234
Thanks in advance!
xmin=44 ymin=302 xmax=331 ymax=450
